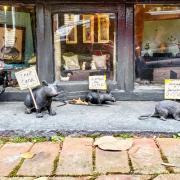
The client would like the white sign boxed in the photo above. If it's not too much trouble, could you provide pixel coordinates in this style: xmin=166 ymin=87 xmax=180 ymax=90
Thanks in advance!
xmin=165 ymin=79 xmax=180 ymax=99
xmin=15 ymin=66 xmax=40 ymax=90
xmin=89 ymin=75 xmax=107 ymax=90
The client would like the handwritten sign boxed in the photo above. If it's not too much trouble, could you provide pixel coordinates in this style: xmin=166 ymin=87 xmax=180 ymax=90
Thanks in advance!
xmin=165 ymin=79 xmax=180 ymax=99
xmin=89 ymin=75 xmax=107 ymax=90
xmin=15 ymin=66 xmax=40 ymax=90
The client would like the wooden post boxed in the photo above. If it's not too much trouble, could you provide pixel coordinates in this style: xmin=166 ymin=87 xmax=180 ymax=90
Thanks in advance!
xmin=28 ymin=87 xmax=38 ymax=110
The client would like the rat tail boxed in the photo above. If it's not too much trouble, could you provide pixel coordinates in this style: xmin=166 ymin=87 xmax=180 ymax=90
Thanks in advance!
xmin=138 ymin=112 xmax=158 ymax=120
xmin=57 ymin=100 xmax=67 ymax=107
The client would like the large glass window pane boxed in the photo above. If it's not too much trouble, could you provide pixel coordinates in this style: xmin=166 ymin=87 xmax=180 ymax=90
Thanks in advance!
xmin=135 ymin=5 xmax=180 ymax=86
xmin=0 ymin=5 xmax=36 ymax=88
xmin=53 ymin=13 xmax=116 ymax=81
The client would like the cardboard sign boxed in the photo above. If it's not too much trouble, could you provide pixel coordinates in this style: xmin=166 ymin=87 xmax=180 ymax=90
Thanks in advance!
xmin=89 ymin=75 xmax=107 ymax=90
xmin=15 ymin=66 xmax=40 ymax=90
xmin=165 ymin=79 xmax=180 ymax=99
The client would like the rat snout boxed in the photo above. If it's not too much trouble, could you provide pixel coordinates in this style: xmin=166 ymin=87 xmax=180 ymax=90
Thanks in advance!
xmin=112 ymin=96 xmax=116 ymax=102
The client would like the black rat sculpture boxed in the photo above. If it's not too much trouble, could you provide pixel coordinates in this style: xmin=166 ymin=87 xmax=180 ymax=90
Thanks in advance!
xmin=138 ymin=100 xmax=180 ymax=121
xmin=24 ymin=80 xmax=59 ymax=118
xmin=85 ymin=91 xmax=116 ymax=104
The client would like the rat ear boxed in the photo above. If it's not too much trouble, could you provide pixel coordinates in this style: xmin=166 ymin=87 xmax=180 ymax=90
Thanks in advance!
xmin=42 ymin=80 xmax=48 ymax=86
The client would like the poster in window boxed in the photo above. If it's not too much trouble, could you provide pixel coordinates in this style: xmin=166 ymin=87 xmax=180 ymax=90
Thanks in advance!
xmin=0 ymin=25 xmax=25 ymax=62
xmin=83 ymin=15 xmax=94 ymax=43
xmin=65 ymin=14 xmax=77 ymax=44
xmin=98 ymin=14 xmax=109 ymax=43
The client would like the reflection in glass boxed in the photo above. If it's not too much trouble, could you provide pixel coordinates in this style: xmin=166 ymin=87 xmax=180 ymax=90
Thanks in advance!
xmin=0 ymin=5 xmax=36 ymax=88
xmin=135 ymin=5 xmax=180 ymax=85
xmin=53 ymin=13 xmax=116 ymax=81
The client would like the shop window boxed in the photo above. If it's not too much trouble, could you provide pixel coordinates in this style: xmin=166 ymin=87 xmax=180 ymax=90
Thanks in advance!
xmin=135 ymin=5 xmax=180 ymax=86
xmin=53 ymin=13 xmax=116 ymax=81
xmin=0 ymin=5 xmax=36 ymax=88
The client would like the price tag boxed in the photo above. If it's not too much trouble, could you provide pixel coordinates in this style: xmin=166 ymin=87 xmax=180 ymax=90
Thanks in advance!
xmin=164 ymin=79 xmax=180 ymax=99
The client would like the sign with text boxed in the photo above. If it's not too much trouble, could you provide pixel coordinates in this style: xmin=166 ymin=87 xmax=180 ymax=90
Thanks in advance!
xmin=165 ymin=79 xmax=180 ymax=99
xmin=15 ymin=66 xmax=40 ymax=90
xmin=89 ymin=75 xmax=107 ymax=90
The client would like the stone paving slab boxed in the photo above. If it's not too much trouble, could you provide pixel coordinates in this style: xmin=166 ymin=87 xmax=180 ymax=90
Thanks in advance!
xmin=56 ymin=137 xmax=93 ymax=176
xmin=50 ymin=177 xmax=91 ymax=180
xmin=157 ymin=138 xmax=180 ymax=173
xmin=96 ymin=175 xmax=153 ymax=180
xmin=96 ymin=147 xmax=130 ymax=173
xmin=0 ymin=178 xmax=34 ymax=180
xmin=17 ymin=142 xmax=60 ymax=176
xmin=128 ymin=138 xmax=167 ymax=174
xmin=154 ymin=174 xmax=180 ymax=180
xmin=0 ymin=143 xmax=32 ymax=176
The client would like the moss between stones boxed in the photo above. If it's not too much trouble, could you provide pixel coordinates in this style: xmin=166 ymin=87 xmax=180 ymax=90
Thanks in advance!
xmin=114 ymin=133 xmax=134 ymax=139
xmin=0 ymin=136 xmax=55 ymax=144
xmin=52 ymin=154 xmax=60 ymax=176
xmin=8 ymin=158 xmax=24 ymax=177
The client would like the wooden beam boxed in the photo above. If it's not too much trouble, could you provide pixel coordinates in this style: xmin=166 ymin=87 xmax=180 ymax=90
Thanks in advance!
xmin=36 ymin=3 xmax=54 ymax=83
xmin=117 ymin=4 xmax=126 ymax=90
xmin=124 ymin=4 xmax=134 ymax=91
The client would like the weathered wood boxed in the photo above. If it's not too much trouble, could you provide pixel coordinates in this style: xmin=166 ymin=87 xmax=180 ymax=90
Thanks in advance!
xmin=124 ymin=4 xmax=134 ymax=91
xmin=2 ymin=0 xmax=180 ymax=4
xmin=117 ymin=4 xmax=126 ymax=90
xmin=51 ymin=4 xmax=119 ymax=13
xmin=36 ymin=3 xmax=45 ymax=82
xmin=36 ymin=4 xmax=54 ymax=83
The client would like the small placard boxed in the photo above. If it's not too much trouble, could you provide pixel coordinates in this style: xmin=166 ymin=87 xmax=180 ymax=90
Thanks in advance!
xmin=15 ymin=66 xmax=40 ymax=90
xmin=89 ymin=75 xmax=107 ymax=90
xmin=165 ymin=79 xmax=180 ymax=99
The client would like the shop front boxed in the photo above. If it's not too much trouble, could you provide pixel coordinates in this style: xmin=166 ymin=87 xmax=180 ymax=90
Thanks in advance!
xmin=0 ymin=0 xmax=179 ymax=101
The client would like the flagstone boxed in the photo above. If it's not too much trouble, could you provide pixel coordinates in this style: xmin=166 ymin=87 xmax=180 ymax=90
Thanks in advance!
xmin=96 ymin=147 xmax=130 ymax=173
xmin=157 ymin=138 xmax=180 ymax=173
xmin=96 ymin=175 xmax=153 ymax=180
xmin=56 ymin=137 xmax=93 ymax=176
xmin=128 ymin=138 xmax=167 ymax=174
xmin=0 ymin=178 xmax=34 ymax=180
xmin=154 ymin=174 xmax=180 ymax=180
xmin=17 ymin=142 xmax=60 ymax=176
xmin=0 ymin=142 xmax=32 ymax=176
xmin=49 ymin=177 xmax=91 ymax=180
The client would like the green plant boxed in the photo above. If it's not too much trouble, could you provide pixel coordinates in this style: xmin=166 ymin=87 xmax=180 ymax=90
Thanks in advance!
xmin=31 ymin=136 xmax=48 ymax=143
xmin=114 ymin=133 xmax=133 ymax=139
xmin=51 ymin=135 xmax=64 ymax=142
xmin=173 ymin=133 xmax=180 ymax=139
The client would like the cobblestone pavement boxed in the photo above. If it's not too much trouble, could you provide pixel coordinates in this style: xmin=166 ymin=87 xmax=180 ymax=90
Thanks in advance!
xmin=0 ymin=137 xmax=180 ymax=179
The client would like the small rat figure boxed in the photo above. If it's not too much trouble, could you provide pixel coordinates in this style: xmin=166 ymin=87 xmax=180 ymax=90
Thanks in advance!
xmin=139 ymin=100 xmax=180 ymax=121
xmin=85 ymin=91 xmax=116 ymax=104
xmin=24 ymin=80 xmax=59 ymax=118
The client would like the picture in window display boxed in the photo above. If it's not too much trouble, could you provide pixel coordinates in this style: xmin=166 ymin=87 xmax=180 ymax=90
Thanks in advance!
xmin=135 ymin=4 xmax=180 ymax=85
xmin=0 ymin=5 xmax=36 ymax=88
xmin=53 ymin=13 xmax=116 ymax=81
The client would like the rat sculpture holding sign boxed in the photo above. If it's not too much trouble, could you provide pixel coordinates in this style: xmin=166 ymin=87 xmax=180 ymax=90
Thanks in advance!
xmin=139 ymin=100 xmax=180 ymax=121
xmin=24 ymin=80 xmax=59 ymax=118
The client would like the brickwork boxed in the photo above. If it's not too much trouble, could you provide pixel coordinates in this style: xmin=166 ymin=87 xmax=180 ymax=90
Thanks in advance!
xmin=0 ymin=138 xmax=179 ymax=179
